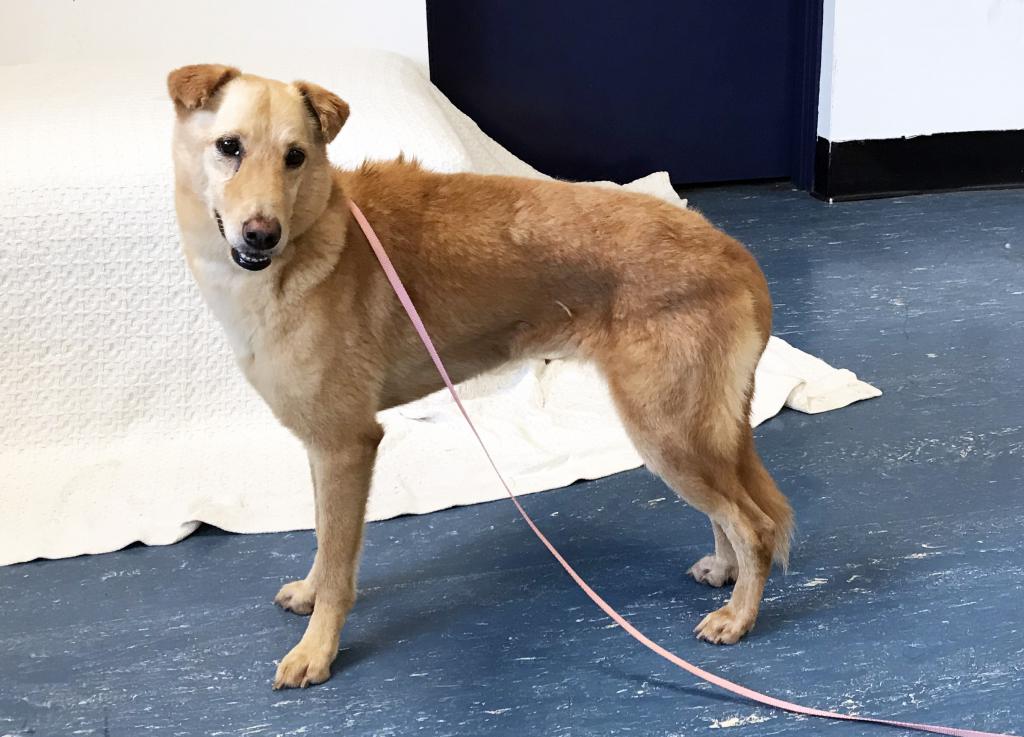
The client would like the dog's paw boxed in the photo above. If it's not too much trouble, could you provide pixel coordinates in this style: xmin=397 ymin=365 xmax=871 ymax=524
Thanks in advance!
xmin=273 ymin=643 xmax=334 ymax=689
xmin=274 ymin=579 xmax=316 ymax=615
xmin=687 ymin=555 xmax=737 ymax=588
xmin=694 ymin=604 xmax=754 ymax=645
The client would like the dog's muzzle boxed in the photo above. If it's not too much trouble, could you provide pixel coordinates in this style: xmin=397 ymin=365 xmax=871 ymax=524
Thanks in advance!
xmin=215 ymin=209 xmax=273 ymax=272
xmin=230 ymin=248 xmax=272 ymax=271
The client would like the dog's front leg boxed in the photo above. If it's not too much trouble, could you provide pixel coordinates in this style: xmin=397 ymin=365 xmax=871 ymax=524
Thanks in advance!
xmin=273 ymin=428 xmax=381 ymax=689
xmin=274 ymin=458 xmax=322 ymax=615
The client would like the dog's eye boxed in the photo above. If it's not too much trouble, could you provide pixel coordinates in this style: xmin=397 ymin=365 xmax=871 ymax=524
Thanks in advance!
xmin=284 ymin=148 xmax=306 ymax=169
xmin=216 ymin=137 xmax=241 ymax=158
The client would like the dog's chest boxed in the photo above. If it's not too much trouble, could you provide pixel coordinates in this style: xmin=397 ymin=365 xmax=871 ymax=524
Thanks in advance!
xmin=191 ymin=259 xmax=314 ymax=424
xmin=190 ymin=257 xmax=272 ymax=368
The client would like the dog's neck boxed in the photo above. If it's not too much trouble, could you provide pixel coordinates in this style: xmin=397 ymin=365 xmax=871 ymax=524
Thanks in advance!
xmin=178 ymin=171 xmax=350 ymax=362
xmin=271 ymin=170 xmax=352 ymax=302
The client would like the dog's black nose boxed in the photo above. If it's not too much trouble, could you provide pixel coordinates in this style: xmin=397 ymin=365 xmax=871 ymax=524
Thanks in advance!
xmin=242 ymin=217 xmax=281 ymax=251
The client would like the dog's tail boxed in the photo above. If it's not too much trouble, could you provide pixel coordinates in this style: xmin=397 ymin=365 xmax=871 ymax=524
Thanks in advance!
xmin=762 ymin=475 xmax=795 ymax=571
xmin=742 ymin=434 xmax=795 ymax=570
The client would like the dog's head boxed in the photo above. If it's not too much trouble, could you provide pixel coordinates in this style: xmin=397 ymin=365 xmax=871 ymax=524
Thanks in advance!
xmin=168 ymin=64 xmax=348 ymax=271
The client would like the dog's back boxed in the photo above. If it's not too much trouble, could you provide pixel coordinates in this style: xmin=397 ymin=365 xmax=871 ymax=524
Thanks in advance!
xmin=341 ymin=157 xmax=771 ymax=360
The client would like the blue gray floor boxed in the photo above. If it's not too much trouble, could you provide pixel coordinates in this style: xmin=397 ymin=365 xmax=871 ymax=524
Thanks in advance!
xmin=3 ymin=183 xmax=1023 ymax=736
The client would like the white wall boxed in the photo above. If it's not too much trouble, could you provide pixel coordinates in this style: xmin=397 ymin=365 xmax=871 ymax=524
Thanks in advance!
xmin=0 ymin=0 xmax=429 ymax=71
xmin=818 ymin=0 xmax=1024 ymax=141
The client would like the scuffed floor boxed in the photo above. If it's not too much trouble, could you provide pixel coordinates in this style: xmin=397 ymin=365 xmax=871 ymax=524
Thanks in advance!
xmin=2 ymin=183 xmax=1022 ymax=736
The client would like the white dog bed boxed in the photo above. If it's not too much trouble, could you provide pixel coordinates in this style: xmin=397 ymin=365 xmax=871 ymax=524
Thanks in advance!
xmin=0 ymin=50 xmax=880 ymax=566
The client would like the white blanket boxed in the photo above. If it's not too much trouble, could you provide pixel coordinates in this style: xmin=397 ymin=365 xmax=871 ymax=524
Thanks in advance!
xmin=0 ymin=50 xmax=880 ymax=566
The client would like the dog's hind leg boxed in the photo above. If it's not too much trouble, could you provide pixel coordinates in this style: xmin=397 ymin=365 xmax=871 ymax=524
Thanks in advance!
xmin=599 ymin=312 xmax=791 ymax=644
xmin=688 ymin=436 xmax=792 ymax=588
xmin=646 ymin=434 xmax=777 ymax=644
xmin=688 ymin=522 xmax=738 ymax=587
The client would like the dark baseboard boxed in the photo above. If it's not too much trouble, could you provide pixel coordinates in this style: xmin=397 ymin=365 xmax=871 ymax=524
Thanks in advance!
xmin=813 ymin=130 xmax=1024 ymax=201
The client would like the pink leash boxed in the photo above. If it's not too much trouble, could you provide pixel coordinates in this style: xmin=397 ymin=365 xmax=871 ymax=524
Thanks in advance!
xmin=349 ymin=199 xmax=1015 ymax=737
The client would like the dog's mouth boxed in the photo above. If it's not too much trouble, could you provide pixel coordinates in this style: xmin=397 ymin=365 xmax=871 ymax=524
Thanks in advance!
xmin=215 ymin=210 xmax=272 ymax=272
xmin=231 ymin=248 xmax=272 ymax=271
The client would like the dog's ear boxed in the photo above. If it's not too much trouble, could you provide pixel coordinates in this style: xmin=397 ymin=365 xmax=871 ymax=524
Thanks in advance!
xmin=295 ymin=81 xmax=350 ymax=144
xmin=167 ymin=64 xmax=241 ymax=114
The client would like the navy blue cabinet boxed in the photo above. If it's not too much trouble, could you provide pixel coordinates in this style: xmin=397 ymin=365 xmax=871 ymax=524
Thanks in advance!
xmin=427 ymin=1 xmax=822 ymax=188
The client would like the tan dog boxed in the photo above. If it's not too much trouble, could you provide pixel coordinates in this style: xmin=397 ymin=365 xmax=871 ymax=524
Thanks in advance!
xmin=167 ymin=64 xmax=794 ymax=690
